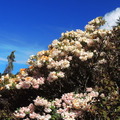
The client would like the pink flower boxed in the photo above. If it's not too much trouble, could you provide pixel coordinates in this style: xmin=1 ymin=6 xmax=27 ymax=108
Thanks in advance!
xmin=72 ymin=99 xmax=81 ymax=109
xmin=18 ymin=107 xmax=30 ymax=114
xmin=88 ymin=91 xmax=99 ymax=97
xmin=86 ymin=87 xmax=93 ymax=92
xmin=62 ymin=102 xmax=67 ymax=108
xmin=45 ymin=114 xmax=51 ymax=120
xmin=28 ymin=103 xmax=34 ymax=113
xmin=33 ymin=96 xmax=49 ymax=107
xmin=37 ymin=77 xmax=45 ymax=85
xmin=21 ymin=81 xmax=31 ymax=89
xmin=47 ymin=71 xmax=58 ymax=82
xmin=29 ymin=112 xmax=37 ymax=119
xmin=44 ymin=107 xmax=52 ymax=113
xmin=54 ymin=98 xmax=62 ymax=107
xmin=57 ymin=71 xmax=65 ymax=78
xmin=14 ymin=112 xmax=26 ymax=118
xmin=23 ymin=118 xmax=30 ymax=120
xmin=33 ymin=84 xmax=39 ymax=89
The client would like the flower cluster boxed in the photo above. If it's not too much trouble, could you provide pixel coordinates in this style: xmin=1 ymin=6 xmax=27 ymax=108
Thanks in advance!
xmin=47 ymin=71 xmax=65 ymax=82
xmin=0 ymin=74 xmax=18 ymax=90
xmin=85 ymin=17 xmax=105 ymax=31
xmin=27 ymin=17 xmax=111 ymax=71
xmin=47 ymin=59 xmax=70 ymax=70
xmin=14 ymin=88 xmax=99 ymax=120
xmin=16 ymin=76 xmax=45 ymax=89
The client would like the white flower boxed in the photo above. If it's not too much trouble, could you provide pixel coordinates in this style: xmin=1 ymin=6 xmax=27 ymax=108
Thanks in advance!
xmin=37 ymin=61 xmax=42 ymax=67
xmin=87 ymin=52 xmax=94 ymax=59
xmin=5 ymin=85 xmax=10 ymax=89
xmin=52 ymin=39 xmax=60 ymax=47
xmin=1 ymin=76 xmax=4 ymax=81
xmin=79 ymin=56 xmax=88 ymax=61
xmin=74 ymin=41 xmax=82 ymax=49
xmin=16 ymin=84 xmax=21 ymax=89
xmin=98 ymin=59 xmax=107 ymax=64
xmin=30 ymin=55 xmax=35 ymax=59
xmin=44 ymin=107 xmax=52 ymax=113
xmin=57 ymin=71 xmax=65 ymax=78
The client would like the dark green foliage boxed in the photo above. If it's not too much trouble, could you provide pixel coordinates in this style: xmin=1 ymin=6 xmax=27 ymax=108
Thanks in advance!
xmin=0 ymin=110 xmax=16 ymax=120
xmin=90 ymin=26 xmax=120 ymax=120
xmin=50 ymin=106 xmax=62 ymax=120
xmin=3 ymin=51 xmax=16 ymax=75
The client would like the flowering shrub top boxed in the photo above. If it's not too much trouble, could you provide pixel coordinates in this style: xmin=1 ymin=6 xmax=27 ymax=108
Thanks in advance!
xmin=14 ymin=88 xmax=99 ymax=120
xmin=0 ymin=17 xmax=112 ymax=90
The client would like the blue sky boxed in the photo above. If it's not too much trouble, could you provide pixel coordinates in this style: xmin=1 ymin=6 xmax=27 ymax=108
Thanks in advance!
xmin=0 ymin=0 xmax=120 ymax=74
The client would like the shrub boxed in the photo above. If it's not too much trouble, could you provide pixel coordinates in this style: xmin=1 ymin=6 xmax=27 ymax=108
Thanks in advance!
xmin=0 ymin=17 xmax=119 ymax=119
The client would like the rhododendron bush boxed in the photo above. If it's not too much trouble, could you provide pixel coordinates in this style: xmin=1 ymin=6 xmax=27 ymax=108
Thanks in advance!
xmin=0 ymin=17 xmax=120 ymax=120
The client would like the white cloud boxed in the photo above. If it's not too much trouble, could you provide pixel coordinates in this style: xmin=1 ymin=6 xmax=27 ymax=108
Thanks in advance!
xmin=0 ymin=43 xmax=46 ymax=64
xmin=0 ymin=57 xmax=7 ymax=62
xmin=101 ymin=7 xmax=120 ymax=29
xmin=0 ymin=42 xmax=46 ymax=73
